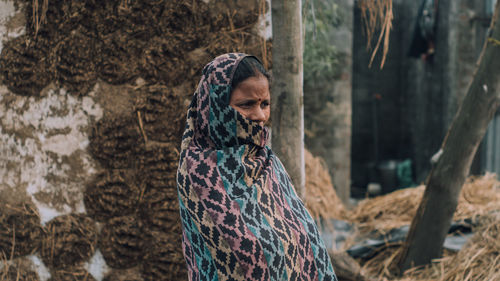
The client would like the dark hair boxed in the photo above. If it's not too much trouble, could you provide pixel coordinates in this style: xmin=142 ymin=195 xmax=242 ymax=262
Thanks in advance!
xmin=231 ymin=56 xmax=270 ymax=89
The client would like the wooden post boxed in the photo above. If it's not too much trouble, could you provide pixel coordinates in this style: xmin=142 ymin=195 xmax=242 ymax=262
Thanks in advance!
xmin=271 ymin=0 xmax=305 ymax=199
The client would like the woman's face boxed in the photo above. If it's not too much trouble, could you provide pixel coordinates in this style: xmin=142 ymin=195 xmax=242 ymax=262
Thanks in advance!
xmin=229 ymin=75 xmax=270 ymax=126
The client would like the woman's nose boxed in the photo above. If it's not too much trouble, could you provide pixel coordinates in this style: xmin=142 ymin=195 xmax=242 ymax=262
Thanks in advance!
xmin=250 ymin=107 xmax=266 ymax=122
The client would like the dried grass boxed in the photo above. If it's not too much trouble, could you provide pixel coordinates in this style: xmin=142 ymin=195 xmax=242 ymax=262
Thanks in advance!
xmin=40 ymin=214 xmax=97 ymax=269
xmin=103 ymin=268 xmax=143 ymax=281
xmin=436 ymin=213 xmax=500 ymax=281
xmin=49 ymin=266 xmax=96 ymax=281
xmin=141 ymin=233 xmax=187 ymax=281
xmin=358 ymin=0 xmax=393 ymax=68
xmin=348 ymin=173 xmax=500 ymax=234
xmin=304 ymin=149 xmax=346 ymax=221
xmin=84 ymin=170 xmax=142 ymax=222
xmin=366 ymin=212 xmax=500 ymax=281
xmin=455 ymin=173 xmax=500 ymax=220
xmin=0 ymin=258 xmax=39 ymax=281
xmin=303 ymin=152 xmax=500 ymax=281
xmin=32 ymin=0 xmax=49 ymax=36
xmin=343 ymin=173 xmax=500 ymax=281
xmin=0 ymin=202 xmax=43 ymax=260
xmin=99 ymin=216 xmax=149 ymax=269
xmin=349 ymin=186 xmax=424 ymax=233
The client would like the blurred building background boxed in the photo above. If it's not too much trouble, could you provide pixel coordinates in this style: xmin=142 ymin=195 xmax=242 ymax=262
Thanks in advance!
xmin=350 ymin=0 xmax=499 ymax=195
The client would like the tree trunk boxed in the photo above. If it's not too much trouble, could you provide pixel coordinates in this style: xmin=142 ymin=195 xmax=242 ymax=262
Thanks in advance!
xmin=398 ymin=2 xmax=500 ymax=272
xmin=271 ymin=0 xmax=305 ymax=198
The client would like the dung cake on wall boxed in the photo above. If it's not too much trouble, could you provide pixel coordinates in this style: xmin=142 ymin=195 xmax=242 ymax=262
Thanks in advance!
xmin=0 ymin=0 xmax=271 ymax=279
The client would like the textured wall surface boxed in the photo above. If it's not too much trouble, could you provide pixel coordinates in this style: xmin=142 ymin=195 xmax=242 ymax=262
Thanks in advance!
xmin=0 ymin=86 xmax=103 ymax=217
xmin=0 ymin=0 xmax=270 ymax=280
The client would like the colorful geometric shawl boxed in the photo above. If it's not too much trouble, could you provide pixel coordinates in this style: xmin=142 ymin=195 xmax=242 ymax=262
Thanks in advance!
xmin=177 ymin=53 xmax=337 ymax=281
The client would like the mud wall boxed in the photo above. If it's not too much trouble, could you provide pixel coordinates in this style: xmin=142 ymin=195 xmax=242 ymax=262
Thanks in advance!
xmin=0 ymin=0 xmax=270 ymax=280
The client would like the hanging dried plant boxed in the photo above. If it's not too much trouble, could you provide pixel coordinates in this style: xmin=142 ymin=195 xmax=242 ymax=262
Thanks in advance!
xmin=32 ymin=0 xmax=49 ymax=36
xmin=358 ymin=0 xmax=393 ymax=68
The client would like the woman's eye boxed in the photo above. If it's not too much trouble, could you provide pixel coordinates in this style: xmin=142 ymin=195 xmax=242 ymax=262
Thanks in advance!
xmin=238 ymin=101 xmax=254 ymax=108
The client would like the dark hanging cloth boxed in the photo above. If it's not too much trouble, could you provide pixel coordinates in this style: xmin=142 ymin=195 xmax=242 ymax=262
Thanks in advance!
xmin=408 ymin=0 xmax=438 ymax=59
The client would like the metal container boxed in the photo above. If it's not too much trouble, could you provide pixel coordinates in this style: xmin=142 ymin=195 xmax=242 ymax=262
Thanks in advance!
xmin=377 ymin=160 xmax=399 ymax=194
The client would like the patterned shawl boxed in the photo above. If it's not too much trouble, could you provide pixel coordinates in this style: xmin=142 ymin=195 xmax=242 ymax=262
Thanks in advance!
xmin=177 ymin=53 xmax=337 ymax=281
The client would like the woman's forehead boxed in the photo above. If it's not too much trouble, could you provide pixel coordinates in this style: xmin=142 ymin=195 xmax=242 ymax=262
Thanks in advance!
xmin=231 ymin=76 xmax=270 ymax=99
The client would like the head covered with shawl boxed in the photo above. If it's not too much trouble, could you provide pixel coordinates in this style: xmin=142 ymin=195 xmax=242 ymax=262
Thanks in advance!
xmin=177 ymin=53 xmax=337 ymax=281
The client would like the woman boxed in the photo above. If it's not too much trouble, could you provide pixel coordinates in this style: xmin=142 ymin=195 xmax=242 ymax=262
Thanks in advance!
xmin=177 ymin=53 xmax=337 ymax=281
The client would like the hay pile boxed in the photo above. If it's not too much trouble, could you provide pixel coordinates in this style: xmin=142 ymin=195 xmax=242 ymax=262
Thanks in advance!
xmin=305 ymin=150 xmax=370 ymax=280
xmin=303 ymin=152 xmax=500 ymax=281
xmin=357 ymin=212 xmax=500 ymax=281
xmin=345 ymin=174 xmax=500 ymax=280
xmin=348 ymin=173 xmax=500 ymax=233
xmin=455 ymin=173 xmax=500 ymax=219
xmin=304 ymin=149 xmax=346 ymax=220
xmin=413 ymin=212 xmax=500 ymax=281
xmin=349 ymin=186 xmax=424 ymax=232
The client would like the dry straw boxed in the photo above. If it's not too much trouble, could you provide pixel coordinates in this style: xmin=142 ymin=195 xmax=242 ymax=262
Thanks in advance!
xmin=0 ymin=258 xmax=39 ymax=281
xmin=395 ymin=212 xmax=500 ymax=281
xmin=304 ymin=151 xmax=500 ymax=281
xmin=304 ymin=149 xmax=346 ymax=221
xmin=358 ymin=0 xmax=393 ymax=68
xmin=32 ymin=0 xmax=49 ymax=36
xmin=40 ymin=214 xmax=97 ymax=269
xmin=348 ymin=173 xmax=500 ymax=234
xmin=349 ymin=186 xmax=424 ymax=233
xmin=0 ymin=202 xmax=42 ymax=260
xmin=348 ymin=174 xmax=500 ymax=280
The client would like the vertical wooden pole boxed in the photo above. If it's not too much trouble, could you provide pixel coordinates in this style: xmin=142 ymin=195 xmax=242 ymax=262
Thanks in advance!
xmin=271 ymin=0 xmax=305 ymax=198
